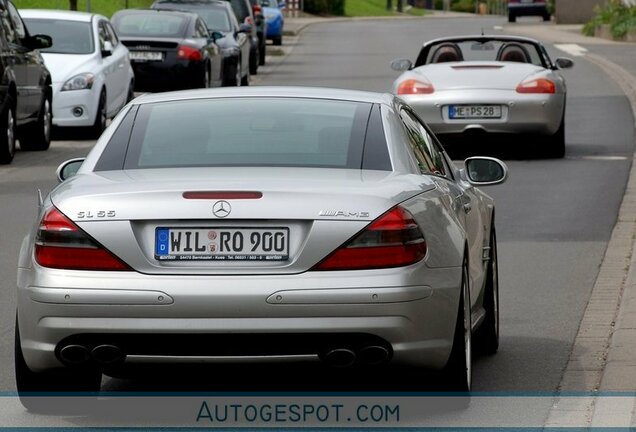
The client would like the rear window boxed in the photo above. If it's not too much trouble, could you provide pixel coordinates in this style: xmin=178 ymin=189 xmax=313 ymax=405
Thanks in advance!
xmin=23 ymin=19 xmax=94 ymax=54
xmin=123 ymin=98 xmax=372 ymax=170
xmin=112 ymin=12 xmax=189 ymax=37
xmin=152 ymin=3 xmax=231 ymax=32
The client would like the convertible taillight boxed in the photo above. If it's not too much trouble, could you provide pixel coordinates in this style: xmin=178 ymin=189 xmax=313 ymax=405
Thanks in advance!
xmin=312 ymin=206 xmax=427 ymax=271
xmin=397 ymin=79 xmax=435 ymax=95
xmin=516 ymin=78 xmax=556 ymax=94
xmin=177 ymin=45 xmax=203 ymax=62
xmin=34 ymin=207 xmax=131 ymax=271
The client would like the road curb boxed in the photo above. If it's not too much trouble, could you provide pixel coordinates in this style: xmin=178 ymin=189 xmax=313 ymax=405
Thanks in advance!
xmin=544 ymin=43 xmax=636 ymax=428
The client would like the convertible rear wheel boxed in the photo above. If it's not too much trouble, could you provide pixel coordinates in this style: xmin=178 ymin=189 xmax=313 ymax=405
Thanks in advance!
xmin=444 ymin=258 xmax=472 ymax=391
xmin=476 ymin=224 xmax=499 ymax=354
xmin=15 ymin=317 xmax=101 ymax=412
xmin=544 ymin=119 xmax=565 ymax=158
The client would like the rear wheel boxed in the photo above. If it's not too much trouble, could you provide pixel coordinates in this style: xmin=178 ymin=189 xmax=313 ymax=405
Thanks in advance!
xmin=444 ymin=258 xmax=472 ymax=392
xmin=475 ymin=224 xmax=499 ymax=355
xmin=241 ymin=67 xmax=250 ymax=86
xmin=508 ymin=11 xmax=516 ymax=22
xmin=273 ymin=36 xmax=282 ymax=46
xmin=15 ymin=318 xmax=101 ymax=412
xmin=0 ymin=96 xmax=16 ymax=164
xmin=259 ymin=41 xmax=266 ymax=65
xmin=542 ymin=11 xmax=551 ymax=21
xmin=20 ymin=94 xmax=52 ymax=151
xmin=250 ymin=46 xmax=258 ymax=75
xmin=543 ymin=118 xmax=565 ymax=158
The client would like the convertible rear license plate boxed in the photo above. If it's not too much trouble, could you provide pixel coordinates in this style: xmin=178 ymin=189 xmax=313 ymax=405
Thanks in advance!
xmin=449 ymin=105 xmax=502 ymax=119
xmin=129 ymin=51 xmax=163 ymax=62
xmin=155 ymin=227 xmax=289 ymax=261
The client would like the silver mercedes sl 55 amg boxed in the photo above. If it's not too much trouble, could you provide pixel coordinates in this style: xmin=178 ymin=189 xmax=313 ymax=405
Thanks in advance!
xmin=390 ymin=35 xmax=573 ymax=158
xmin=15 ymin=87 xmax=507 ymax=399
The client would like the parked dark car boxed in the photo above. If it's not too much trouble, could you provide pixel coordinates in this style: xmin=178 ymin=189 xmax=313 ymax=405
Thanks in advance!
xmin=152 ymin=0 xmax=251 ymax=86
xmin=0 ymin=0 xmax=53 ymax=164
xmin=111 ymin=9 xmax=223 ymax=91
xmin=507 ymin=0 xmax=550 ymax=22
xmin=248 ymin=0 xmax=267 ymax=65
xmin=221 ymin=0 xmax=260 ymax=74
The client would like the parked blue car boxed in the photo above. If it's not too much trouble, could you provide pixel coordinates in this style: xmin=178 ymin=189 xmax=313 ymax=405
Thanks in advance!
xmin=260 ymin=0 xmax=284 ymax=45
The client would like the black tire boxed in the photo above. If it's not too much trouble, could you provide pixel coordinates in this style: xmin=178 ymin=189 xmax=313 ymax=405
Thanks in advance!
xmin=542 ymin=12 xmax=551 ymax=21
xmin=475 ymin=224 xmax=499 ymax=355
xmin=223 ymin=58 xmax=241 ymax=87
xmin=15 ymin=318 xmax=101 ymax=412
xmin=250 ymin=46 xmax=258 ymax=75
xmin=20 ymin=93 xmax=52 ymax=151
xmin=88 ymin=90 xmax=107 ymax=139
xmin=444 ymin=258 xmax=472 ymax=392
xmin=0 ymin=96 xmax=16 ymax=164
xmin=126 ymin=80 xmax=135 ymax=103
xmin=508 ymin=12 xmax=516 ymax=22
xmin=273 ymin=36 xmax=282 ymax=46
xmin=544 ymin=118 xmax=565 ymax=158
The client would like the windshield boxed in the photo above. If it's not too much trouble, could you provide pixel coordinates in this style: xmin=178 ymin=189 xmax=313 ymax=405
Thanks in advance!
xmin=113 ymin=13 xmax=188 ymax=37
xmin=22 ymin=18 xmax=94 ymax=54
xmin=123 ymin=98 xmax=371 ymax=170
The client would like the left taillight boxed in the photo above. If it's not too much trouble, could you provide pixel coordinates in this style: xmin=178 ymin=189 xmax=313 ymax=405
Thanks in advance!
xmin=312 ymin=206 xmax=427 ymax=271
xmin=177 ymin=45 xmax=203 ymax=62
xmin=34 ymin=207 xmax=131 ymax=271
xmin=397 ymin=78 xmax=435 ymax=95
xmin=516 ymin=78 xmax=556 ymax=94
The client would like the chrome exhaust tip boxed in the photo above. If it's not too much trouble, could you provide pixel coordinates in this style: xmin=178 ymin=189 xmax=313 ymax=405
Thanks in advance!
xmin=91 ymin=344 xmax=126 ymax=365
xmin=59 ymin=344 xmax=91 ymax=365
xmin=323 ymin=348 xmax=356 ymax=368
xmin=359 ymin=345 xmax=390 ymax=365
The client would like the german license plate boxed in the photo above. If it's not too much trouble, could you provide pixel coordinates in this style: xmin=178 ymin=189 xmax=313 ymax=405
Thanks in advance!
xmin=449 ymin=105 xmax=502 ymax=119
xmin=155 ymin=227 xmax=289 ymax=261
xmin=129 ymin=51 xmax=163 ymax=62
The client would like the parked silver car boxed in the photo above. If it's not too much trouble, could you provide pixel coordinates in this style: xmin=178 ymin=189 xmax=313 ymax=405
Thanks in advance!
xmin=15 ymin=87 xmax=506 ymax=406
xmin=391 ymin=35 xmax=573 ymax=158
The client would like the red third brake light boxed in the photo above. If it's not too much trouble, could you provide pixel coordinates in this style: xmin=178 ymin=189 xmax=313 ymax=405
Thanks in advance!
xmin=516 ymin=78 xmax=556 ymax=94
xmin=34 ymin=207 xmax=131 ymax=271
xmin=177 ymin=45 xmax=202 ymax=62
xmin=313 ymin=206 xmax=427 ymax=271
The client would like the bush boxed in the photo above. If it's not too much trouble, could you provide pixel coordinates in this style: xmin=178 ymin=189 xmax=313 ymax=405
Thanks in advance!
xmin=583 ymin=0 xmax=636 ymax=38
xmin=450 ymin=0 xmax=474 ymax=12
xmin=304 ymin=0 xmax=345 ymax=15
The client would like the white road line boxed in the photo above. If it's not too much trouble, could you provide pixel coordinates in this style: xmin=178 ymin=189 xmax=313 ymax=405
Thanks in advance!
xmin=554 ymin=43 xmax=588 ymax=57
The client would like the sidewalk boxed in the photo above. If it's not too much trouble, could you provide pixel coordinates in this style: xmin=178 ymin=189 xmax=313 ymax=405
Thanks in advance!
xmin=266 ymin=13 xmax=636 ymax=426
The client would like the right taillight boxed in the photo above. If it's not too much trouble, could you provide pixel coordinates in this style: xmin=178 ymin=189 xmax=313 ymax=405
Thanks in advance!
xmin=312 ymin=206 xmax=427 ymax=271
xmin=34 ymin=207 xmax=131 ymax=271
xmin=177 ymin=45 xmax=203 ymax=62
xmin=516 ymin=78 xmax=556 ymax=94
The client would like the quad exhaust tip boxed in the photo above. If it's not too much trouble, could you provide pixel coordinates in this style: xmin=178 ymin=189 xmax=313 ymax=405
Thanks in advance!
xmin=359 ymin=345 xmax=390 ymax=365
xmin=91 ymin=344 xmax=126 ymax=364
xmin=59 ymin=344 xmax=91 ymax=365
xmin=323 ymin=348 xmax=357 ymax=368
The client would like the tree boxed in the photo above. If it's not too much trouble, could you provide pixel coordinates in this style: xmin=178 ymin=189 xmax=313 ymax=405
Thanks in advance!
xmin=397 ymin=0 xmax=403 ymax=12
xmin=386 ymin=0 xmax=393 ymax=10
xmin=69 ymin=0 xmax=78 ymax=10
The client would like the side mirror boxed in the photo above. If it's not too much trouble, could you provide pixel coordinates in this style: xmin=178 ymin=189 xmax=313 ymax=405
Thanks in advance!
xmin=27 ymin=34 xmax=52 ymax=50
xmin=237 ymin=23 xmax=252 ymax=34
xmin=209 ymin=31 xmax=224 ymax=42
xmin=463 ymin=157 xmax=508 ymax=186
xmin=101 ymin=41 xmax=114 ymax=58
xmin=555 ymin=57 xmax=574 ymax=69
xmin=390 ymin=58 xmax=413 ymax=72
xmin=56 ymin=158 xmax=85 ymax=182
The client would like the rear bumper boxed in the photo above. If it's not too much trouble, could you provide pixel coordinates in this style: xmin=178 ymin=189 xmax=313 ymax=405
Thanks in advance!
xmin=17 ymin=264 xmax=461 ymax=372
xmin=401 ymin=89 xmax=565 ymax=136
xmin=131 ymin=61 xmax=205 ymax=91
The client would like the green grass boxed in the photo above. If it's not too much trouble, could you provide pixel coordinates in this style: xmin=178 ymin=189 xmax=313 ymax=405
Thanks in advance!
xmin=14 ymin=0 xmax=154 ymax=17
xmin=345 ymin=0 xmax=428 ymax=17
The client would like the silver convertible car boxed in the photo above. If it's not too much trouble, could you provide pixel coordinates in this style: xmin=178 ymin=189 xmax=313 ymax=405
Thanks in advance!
xmin=15 ymin=87 xmax=507 ymax=401
xmin=391 ymin=35 xmax=573 ymax=158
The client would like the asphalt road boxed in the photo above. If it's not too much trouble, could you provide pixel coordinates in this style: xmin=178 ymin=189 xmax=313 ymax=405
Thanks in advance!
xmin=0 ymin=16 xmax=633 ymax=398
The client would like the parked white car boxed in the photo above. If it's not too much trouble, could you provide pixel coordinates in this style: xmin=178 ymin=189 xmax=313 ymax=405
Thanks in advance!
xmin=20 ymin=10 xmax=135 ymax=137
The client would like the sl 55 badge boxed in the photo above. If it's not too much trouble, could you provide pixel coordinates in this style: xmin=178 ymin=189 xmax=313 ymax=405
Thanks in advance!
xmin=77 ymin=210 xmax=116 ymax=219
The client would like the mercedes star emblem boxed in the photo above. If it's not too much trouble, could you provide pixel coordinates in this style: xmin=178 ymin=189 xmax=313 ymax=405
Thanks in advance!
xmin=212 ymin=200 xmax=231 ymax=218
